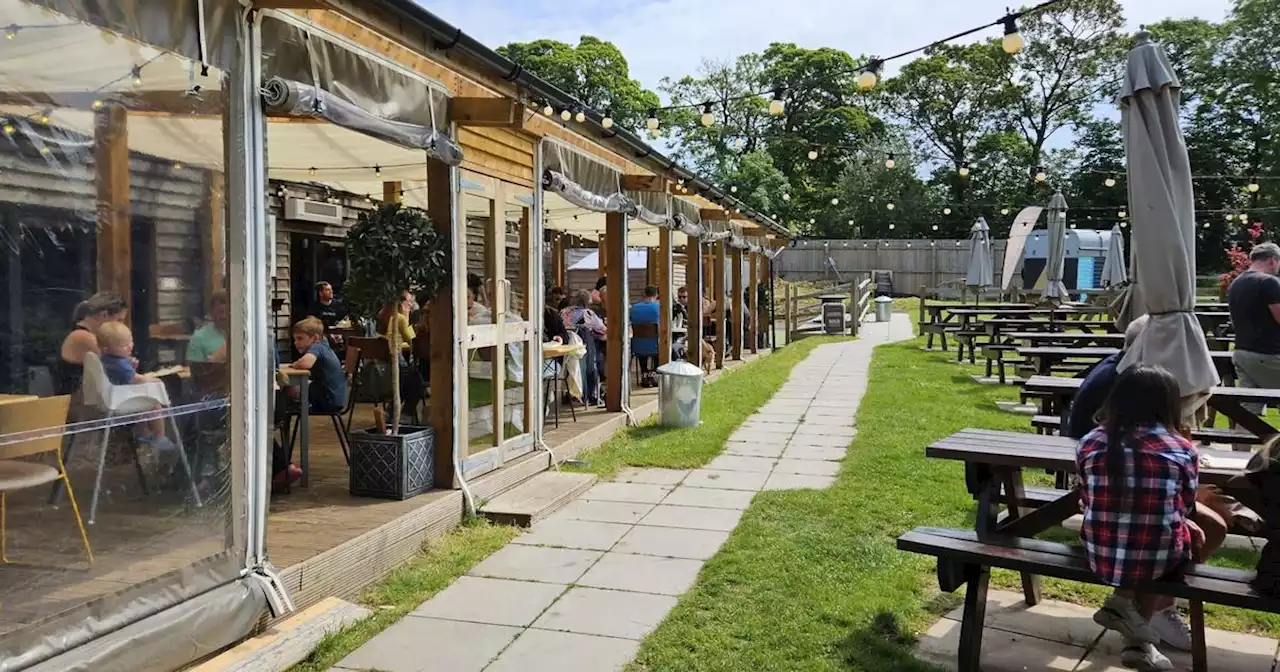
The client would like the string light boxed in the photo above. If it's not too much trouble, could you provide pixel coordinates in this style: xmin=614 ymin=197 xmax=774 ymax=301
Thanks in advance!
xmin=931 ymin=224 xmax=939 ymax=231
xmin=782 ymin=193 xmax=791 ymax=202
xmin=1034 ymin=167 xmax=1047 ymax=182
xmin=646 ymin=108 xmax=659 ymax=131
xmin=1001 ymin=13 xmax=1024 ymax=54
xmin=130 ymin=65 xmax=143 ymax=87
xmin=1118 ymin=208 xmax=1127 ymax=219
xmin=560 ymin=108 xmax=572 ymax=122
xmin=1104 ymin=177 xmax=1116 ymax=188
xmin=809 ymin=218 xmax=815 ymax=224
xmin=173 ymin=161 xmax=184 ymax=171
xmin=886 ymin=200 xmax=896 ymax=211
xmin=374 ymin=165 xmax=382 ymax=178
xmin=858 ymin=60 xmax=883 ymax=90
xmin=885 ymin=153 xmax=896 ymax=169
xmin=943 ymin=207 xmax=952 ymax=215
xmin=888 ymin=223 xmax=895 ymax=230
xmin=807 ymin=149 xmax=819 ymax=160
xmin=574 ymin=109 xmax=586 ymax=123
xmin=37 ymin=108 xmax=50 ymax=124
xmin=1001 ymin=208 xmax=1010 ymax=215
xmin=1240 ymin=213 xmax=1249 ymax=222
xmin=769 ymin=89 xmax=785 ymax=116
xmin=958 ymin=162 xmax=970 ymax=178
xmin=541 ymin=102 xmax=554 ymax=116
xmin=4 ymin=25 xmax=17 ymax=40
xmin=730 ymin=185 xmax=738 ymax=193
xmin=1248 ymin=179 xmax=1260 ymax=193
xmin=1203 ymin=221 xmax=1210 ymax=229
xmin=1 ymin=121 xmax=13 ymax=135
xmin=1120 ymin=221 xmax=1128 ymax=228
xmin=601 ymin=114 xmax=613 ymax=129
xmin=308 ymin=167 xmax=317 ymax=176
xmin=91 ymin=99 xmax=104 ymax=111
xmin=700 ymin=103 xmax=714 ymax=127
xmin=831 ymin=197 xmax=839 ymax=205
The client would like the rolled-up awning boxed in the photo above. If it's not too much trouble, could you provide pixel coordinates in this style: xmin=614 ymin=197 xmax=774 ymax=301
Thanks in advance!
xmin=540 ymin=139 xmax=632 ymax=213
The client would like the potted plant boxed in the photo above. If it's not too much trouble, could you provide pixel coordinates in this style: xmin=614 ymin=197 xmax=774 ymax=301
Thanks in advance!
xmin=343 ymin=203 xmax=449 ymax=499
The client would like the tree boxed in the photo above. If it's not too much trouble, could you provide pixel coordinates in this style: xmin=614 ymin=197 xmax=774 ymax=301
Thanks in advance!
xmin=497 ymin=36 xmax=661 ymax=131
xmin=660 ymin=55 xmax=772 ymax=179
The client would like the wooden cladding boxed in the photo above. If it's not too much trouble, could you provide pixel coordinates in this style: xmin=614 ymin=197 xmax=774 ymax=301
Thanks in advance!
xmin=621 ymin=174 xmax=666 ymax=192
xmin=450 ymin=97 xmax=524 ymax=128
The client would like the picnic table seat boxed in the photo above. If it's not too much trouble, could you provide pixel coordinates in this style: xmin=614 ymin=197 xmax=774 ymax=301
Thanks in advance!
xmin=897 ymin=526 xmax=1280 ymax=672
xmin=953 ymin=330 xmax=986 ymax=363
xmin=921 ymin=321 xmax=958 ymax=351
xmin=980 ymin=344 xmax=1019 ymax=382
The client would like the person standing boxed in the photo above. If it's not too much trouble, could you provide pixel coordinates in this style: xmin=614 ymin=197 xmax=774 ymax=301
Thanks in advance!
xmin=1228 ymin=243 xmax=1280 ymax=409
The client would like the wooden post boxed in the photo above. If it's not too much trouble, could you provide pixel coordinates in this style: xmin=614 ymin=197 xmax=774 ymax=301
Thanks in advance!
xmin=713 ymin=240 xmax=726 ymax=369
xmin=658 ymin=229 xmax=673 ymax=366
xmin=426 ymin=159 xmax=456 ymax=489
xmin=849 ymin=279 xmax=859 ymax=337
xmin=646 ymin=247 xmax=655 ymax=287
xmin=604 ymin=212 xmax=626 ymax=412
xmin=519 ymin=207 xmax=535 ymax=433
xmin=687 ymin=240 xmax=703 ymax=368
xmin=731 ymin=246 xmax=743 ymax=360
xmin=383 ymin=181 xmax=402 ymax=204
xmin=919 ymin=285 xmax=927 ymax=325
xmin=748 ymin=251 xmax=759 ymax=354
xmin=551 ymin=233 xmax=566 ymax=289
xmin=784 ymin=281 xmax=794 ymax=344
xmin=598 ymin=233 xmax=608 ymax=280
xmin=95 ymin=106 xmax=131 ymax=300
xmin=485 ymin=185 xmax=505 ymax=447
xmin=203 ymin=170 xmax=227 ymax=301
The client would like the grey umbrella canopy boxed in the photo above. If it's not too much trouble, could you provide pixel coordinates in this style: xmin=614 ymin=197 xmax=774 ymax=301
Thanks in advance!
xmin=1114 ymin=30 xmax=1219 ymax=410
xmin=1040 ymin=191 xmax=1069 ymax=303
xmin=965 ymin=217 xmax=993 ymax=298
xmin=1101 ymin=224 xmax=1128 ymax=287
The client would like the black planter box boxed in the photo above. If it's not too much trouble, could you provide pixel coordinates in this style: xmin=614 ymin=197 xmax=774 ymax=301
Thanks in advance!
xmin=349 ymin=425 xmax=435 ymax=500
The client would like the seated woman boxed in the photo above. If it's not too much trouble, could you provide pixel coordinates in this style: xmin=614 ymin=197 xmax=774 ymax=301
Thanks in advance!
xmin=1077 ymin=365 xmax=1226 ymax=671
xmin=560 ymin=290 xmax=605 ymax=406
xmin=376 ymin=290 xmax=426 ymax=420
xmin=57 ymin=292 xmax=129 ymax=400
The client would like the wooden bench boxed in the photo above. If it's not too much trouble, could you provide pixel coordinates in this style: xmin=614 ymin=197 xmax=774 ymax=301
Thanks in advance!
xmin=921 ymin=322 xmax=958 ymax=351
xmin=953 ymin=330 xmax=986 ymax=363
xmin=980 ymin=344 xmax=1019 ymax=383
xmin=898 ymin=526 xmax=1279 ymax=672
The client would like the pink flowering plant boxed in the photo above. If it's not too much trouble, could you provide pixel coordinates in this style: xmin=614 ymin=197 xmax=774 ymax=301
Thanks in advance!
xmin=1220 ymin=221 xmax=1266 ymax=295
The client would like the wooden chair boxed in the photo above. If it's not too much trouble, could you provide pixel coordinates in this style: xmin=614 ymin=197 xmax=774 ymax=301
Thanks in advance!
xmin=0 ymin=395 xmax=93 ymax=564
xmin=630 ymin=322 xmax=660 ymax=387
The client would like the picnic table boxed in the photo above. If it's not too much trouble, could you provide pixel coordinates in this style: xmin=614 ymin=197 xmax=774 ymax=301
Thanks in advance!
xmin=1021 ymin=374 xmax=1280 ymax=440
xmin=1016 ymin=346 xmax=1236 ymax=380
xmin=948 ymin=313 xmax=1115 ymax=365
xmin=900 ymin=428 xmax=1273 ymax=671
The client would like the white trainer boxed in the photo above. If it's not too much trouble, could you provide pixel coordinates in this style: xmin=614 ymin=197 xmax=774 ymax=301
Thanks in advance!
xmin=1093 ymin=594 xmax=1160 ymax=644
xmin=1120 ymin=641 xmax=1175 ymax=671
xmin=1149 ymin=606 xmax=1192 ymax=651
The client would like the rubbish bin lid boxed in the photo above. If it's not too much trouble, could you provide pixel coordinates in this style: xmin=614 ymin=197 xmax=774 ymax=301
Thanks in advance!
xmin=874 ymin=296 xmax=894 ymax=303
xmin=657 ymin=361 xmax=705 ymax=378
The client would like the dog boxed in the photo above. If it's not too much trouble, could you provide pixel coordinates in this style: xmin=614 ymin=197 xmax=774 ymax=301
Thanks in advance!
xmin=699 ymin=339 xmax=716 ymax=374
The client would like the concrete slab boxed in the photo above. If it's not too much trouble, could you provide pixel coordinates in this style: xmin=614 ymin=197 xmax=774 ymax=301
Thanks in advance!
xmin=704 ymin=455 xmax=777 ymax=473
xmin=683 ymin=468 xmax=769 ymax=491
xmin=411 ymin=576 xmax=565 ymax=627
xmin=915 ymin=617 xmax=1087 ymax=672
xmin=661 ymin=486 xmax=756 ymax=510
xmin=335 ymin=617 xmax=520 ymax=672
xmin=614 ymin=525 xmax=730 ymax=560
xmin=728 ymin=427 xmax=795 ymax=443
xmin=802 ymin=414 xmax=856 ymax=427
xmin=483 ymin=629 xmax=639 ymax=672
xmin=582 ymin=482 xmax=672 ymax=504
xmin=995 ymin=400 xmax=1039 ymax=415
xmin=771 ymin=459 xmax=841 ymax=477
xmin=785 ymin=433 xmax=853 ymax=447
xmin=546 ymin=499 xmax=655 ymax=525
xmin=612 ymin=467 xmax=689 ymax=486
xmin=468 ymin=545 xmax=602 ymax=584
xmin=763 ymin=472 xmax=836 ymax=490
xmin=802 ymin=405 xmax=859 ymax=418
xmin=531 ymin=587 xmax=678 ymax=640
xmin=722 ymin=441 xmax=786 ymax=458
xmin=781 ymin=445 xmax=847 ymax=461
xmin=640 ymin=504 xmax=744 ymax=531
xmin=744 ymin=414 xmax=804 ymax=426
xmin=513 ymin=519 xmax=632 ymax=552
xmin=1086 ymin=630 xmax=1278 ymax=672
xmin=576 ymin=551 xmax=704 ymax=596
xmin=942 ymin=590 xmax=1101 ymax=649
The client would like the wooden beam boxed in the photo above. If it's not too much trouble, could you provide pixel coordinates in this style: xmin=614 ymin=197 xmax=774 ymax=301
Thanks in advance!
xmin=0 ymin=91 xmax=226 ymax=116
xmin=426 ymin=158 xmax=457 ymax=489
xmin=383 ymin=181 xmax=402 ymax=204
xmin=604 ymin=212 xmax=627 ymax=413
xmin=731 ymin=246 xmax=744 ymax=361
xmin=598 ymin=234 xmax=608 ymax=279
xmin=645 ymin=248 xmax=655 ymax=287
xmin=551 ymin=233 xmax=567 ymax=289
xmin=686 ymin=239 xmax=703 ymax=368
xmin=700 ymin=208 xmax=730 ymax=222
xmin=621 ymin=174 xmax=665 ymax=192
xmin=95 ymin=106 xmax=131 ymax=301
xmin=658 ymin=228 xmax=673 ymax=367
xmin=518 ymin=206 xmax=534 ymax=432
xmin=749 ymin=252 xmax=760 ymax=354
xmin=202 ymin=170 xmax=227 ymax=304
xmin=713 ymin=241 xmax=726 ymax=369
xmin=449 ymin=97 xmax=525 ymax=128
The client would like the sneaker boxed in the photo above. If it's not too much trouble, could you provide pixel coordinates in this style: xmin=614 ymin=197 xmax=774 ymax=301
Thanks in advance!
xmin=1120 ymin=641 xmax=1174 ymax=671
xmin=1093 ymin=594 xmax=1160 ymax=644
xmin=1149 ymin=606 xmax=1192 ymax=651
xmin=271 ymin=464 xmax=302 ymax=493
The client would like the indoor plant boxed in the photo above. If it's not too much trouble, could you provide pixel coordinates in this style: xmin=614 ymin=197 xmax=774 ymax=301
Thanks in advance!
xmin=343 ymin=202 xmax=449 ymax=499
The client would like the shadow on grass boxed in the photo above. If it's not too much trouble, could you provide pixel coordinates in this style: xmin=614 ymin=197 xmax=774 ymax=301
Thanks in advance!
xmin=836 ymin=612 xmax=940 ymax=672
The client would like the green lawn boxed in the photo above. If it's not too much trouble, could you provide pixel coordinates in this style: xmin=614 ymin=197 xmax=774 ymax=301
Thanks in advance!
xmin=567 ymin=337 xmax=845 ymax=479
xmin=627 ymin=331 xmax=1278 ymax=672
xmin=289 ymin=518 xmax=519 ymax=672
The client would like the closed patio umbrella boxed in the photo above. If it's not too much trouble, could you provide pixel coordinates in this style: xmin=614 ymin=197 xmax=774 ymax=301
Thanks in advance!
xmin=965 ymin=217 xmax=993 ymax=301
xmin=1114 ymin=30 xmax=1218 ymax=412
xmin=1101 ymin=223 xmax=1127 ymax=287
xmin=1040 ymin=192 xmax=1069 ymax=304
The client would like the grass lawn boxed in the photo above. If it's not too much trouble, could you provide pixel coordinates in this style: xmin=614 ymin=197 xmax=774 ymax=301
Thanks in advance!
xmin=567 ymin=337 xmax=844 ymax=479
xmin=627 ymin=327 xmax=1279 ymax=672
xmin=289 ymin=518 xmax=519 ymax=672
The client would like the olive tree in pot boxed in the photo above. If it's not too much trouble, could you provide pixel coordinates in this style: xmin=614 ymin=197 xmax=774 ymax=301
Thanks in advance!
xmin=343 ymin=202 xmax=449 ymax=499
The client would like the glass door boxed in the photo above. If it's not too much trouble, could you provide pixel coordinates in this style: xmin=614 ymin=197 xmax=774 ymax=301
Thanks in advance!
xmin=457 ymin=171 xmax=539 ymax=480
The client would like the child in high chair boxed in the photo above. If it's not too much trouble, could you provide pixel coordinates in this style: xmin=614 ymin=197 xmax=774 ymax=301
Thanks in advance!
xmin=95 ymin=321 xmax=178 ymax=461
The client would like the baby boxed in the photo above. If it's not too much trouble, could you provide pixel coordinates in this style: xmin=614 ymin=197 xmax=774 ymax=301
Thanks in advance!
xmin=96 ymin=321 xmax=178 ymax=460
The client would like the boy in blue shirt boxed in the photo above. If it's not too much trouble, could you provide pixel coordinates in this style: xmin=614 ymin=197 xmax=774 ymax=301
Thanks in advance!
xmin=286 ymin=316 xmax=347 ymax=413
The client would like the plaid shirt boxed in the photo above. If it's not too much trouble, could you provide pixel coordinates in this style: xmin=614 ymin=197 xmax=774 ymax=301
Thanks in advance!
xmin=1076 ymin=424 xmax=1197 ymax=588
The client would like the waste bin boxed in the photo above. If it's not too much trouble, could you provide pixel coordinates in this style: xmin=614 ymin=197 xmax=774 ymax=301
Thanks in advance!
xmin=657 ymin=361 xmax=704 ymax=428
xmin=874 ymin=296 xmax=894 ymax=322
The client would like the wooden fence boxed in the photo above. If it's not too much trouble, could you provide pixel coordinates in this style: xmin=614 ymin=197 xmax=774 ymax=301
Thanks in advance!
xmin=775 ymin=238 xmax=1009 ymax=297
xmin=782 ymin=273 xmax=874 ymax=341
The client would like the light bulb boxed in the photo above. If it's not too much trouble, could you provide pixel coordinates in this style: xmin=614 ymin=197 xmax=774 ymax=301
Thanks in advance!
xmin=1120 ymin=221 xmax=1128 ymax=228
xmin=1240 ymin=213 xmax=1249 ymax=222
xmin=38 ymin=109 xmax=50 ymax=124
xmin=730 ymin=185 xmax=738 ymax=193
xmin=1 ymin=122 xmax=13 ymax=135
xmin=308 ymin=167 xmax=316 ymax=176
xmin=1118 ymin=209 xmax=1127 ymax=218
xmin=173 ymin=161 xmax=184 ymax=171
xmin=91 ymin=99 xmax=105 ymax=111
xmin=1035 ymin=168 xmax=1047 ymax=183
xmin=560 ymin=109 xmax=572 ymax=122
xmin=1248 ymin=181 xmax=1260 ymax=193
xmin=542 ymin=103 xmax=553 ymax=116
xmin=1203 ymin=221 xmax=1210 ymax=229
xmin=888 ymin=223 xmax=895 ymax=230
xmin=807 ymin=149 xmax=818 ymax=160
xmin=857 ymin=70 xmax=878 ymax=90
xmin=932 ymin=224 xmax=939 ymax=231
xmin=885 ymin=153 xmax=896 ymax=169
xmin=958 ymin=162 xmax=970 ymax=178
xmin=769 ymin=89 xmax=785 ymax=116
xmin=886 ymin=201 xmax=895 ymax=211
xmin=809 ymin=218 xmax=815 ymax=224
xmin=130 ymin=66 xmax=143 ymax=87
xmin=782 ymin=193 xmax=791 ymax=202
xmin=831 ymin=197 xmax=839 ymax=205
xmin=1070 ymin=223 xmax=1077 ymax=229
xmin=601 ymin=115 xmax=613 ymax=129
xmin=956 ymin=241 xmax=962 ymax=246
xmin=646 ymin=109 xmax=659 ymax=131
xmin=4 ymin=25 xmax=17 ymax=40
xmin=1001 ymin=208 xmax=1010 ymax=215
xmin=1001 ymin=15 xmax=1024 ymax=54
xmin=374 ymin=165 xmax=382 ymax=178
xmin=848 ymin=219 xmax=855 ymax=225
xmin=943 ymin=207 xmax=952 ymax=215
xmin=574 ymin=110 xmax=586 ymax=123
xmin=1104 ymin=177 xmax=1116 ymax=188
xmin=700 ymin=103 xmax=714 ymax=127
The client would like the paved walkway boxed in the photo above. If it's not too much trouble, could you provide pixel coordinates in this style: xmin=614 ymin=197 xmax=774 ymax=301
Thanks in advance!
xmin=331 ymin=315 xmax=915 ymax=672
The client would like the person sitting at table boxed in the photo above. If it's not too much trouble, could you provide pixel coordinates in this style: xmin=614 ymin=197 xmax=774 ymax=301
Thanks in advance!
xmin=57 ymin=292 xmax=128 ymax=398
xmin=549 ymin=286 xmax=569 ymax=312
xmin=188 ymin=291 xmax=230 ymax=363
xmin=1065 ymin=315 xmax=1149 ymax=439
xmin=467 ymin=273 xmax=489 ymax=310
xmin=544 ymin=294 xmax=569 ymax=344
xmin=96 ymin=321 xmax=179 ymax=463
xmin=285 ymin=317 xmax=347 ymax=414
xmin=1077 ymin=365 xmax=1225 ymax=668
xmin=561 ymin=290 xmax=605 ymax=406
xmin=468 ymin=284 xmax=493 ymax=325
xmin=630 ymin=285 xmax=661 ymax=387
xmin=308 ymin=281 xmax=350 ymax=330
xmin=674 ymin=286 xmax=690 ymax=326
xmin=377 ymin=290 xmax=426 ymax=417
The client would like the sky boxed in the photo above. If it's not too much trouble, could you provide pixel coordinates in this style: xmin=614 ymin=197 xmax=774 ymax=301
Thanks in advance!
xmin=418 ymin=0 xmax=1233 ymax=99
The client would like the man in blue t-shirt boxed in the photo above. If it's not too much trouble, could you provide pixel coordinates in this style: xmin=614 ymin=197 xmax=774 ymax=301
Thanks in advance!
xmin=1064 ymin=314 xmax=1149 ymax=439
xmin=630 ymin=285 xmax=661 ymax=387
